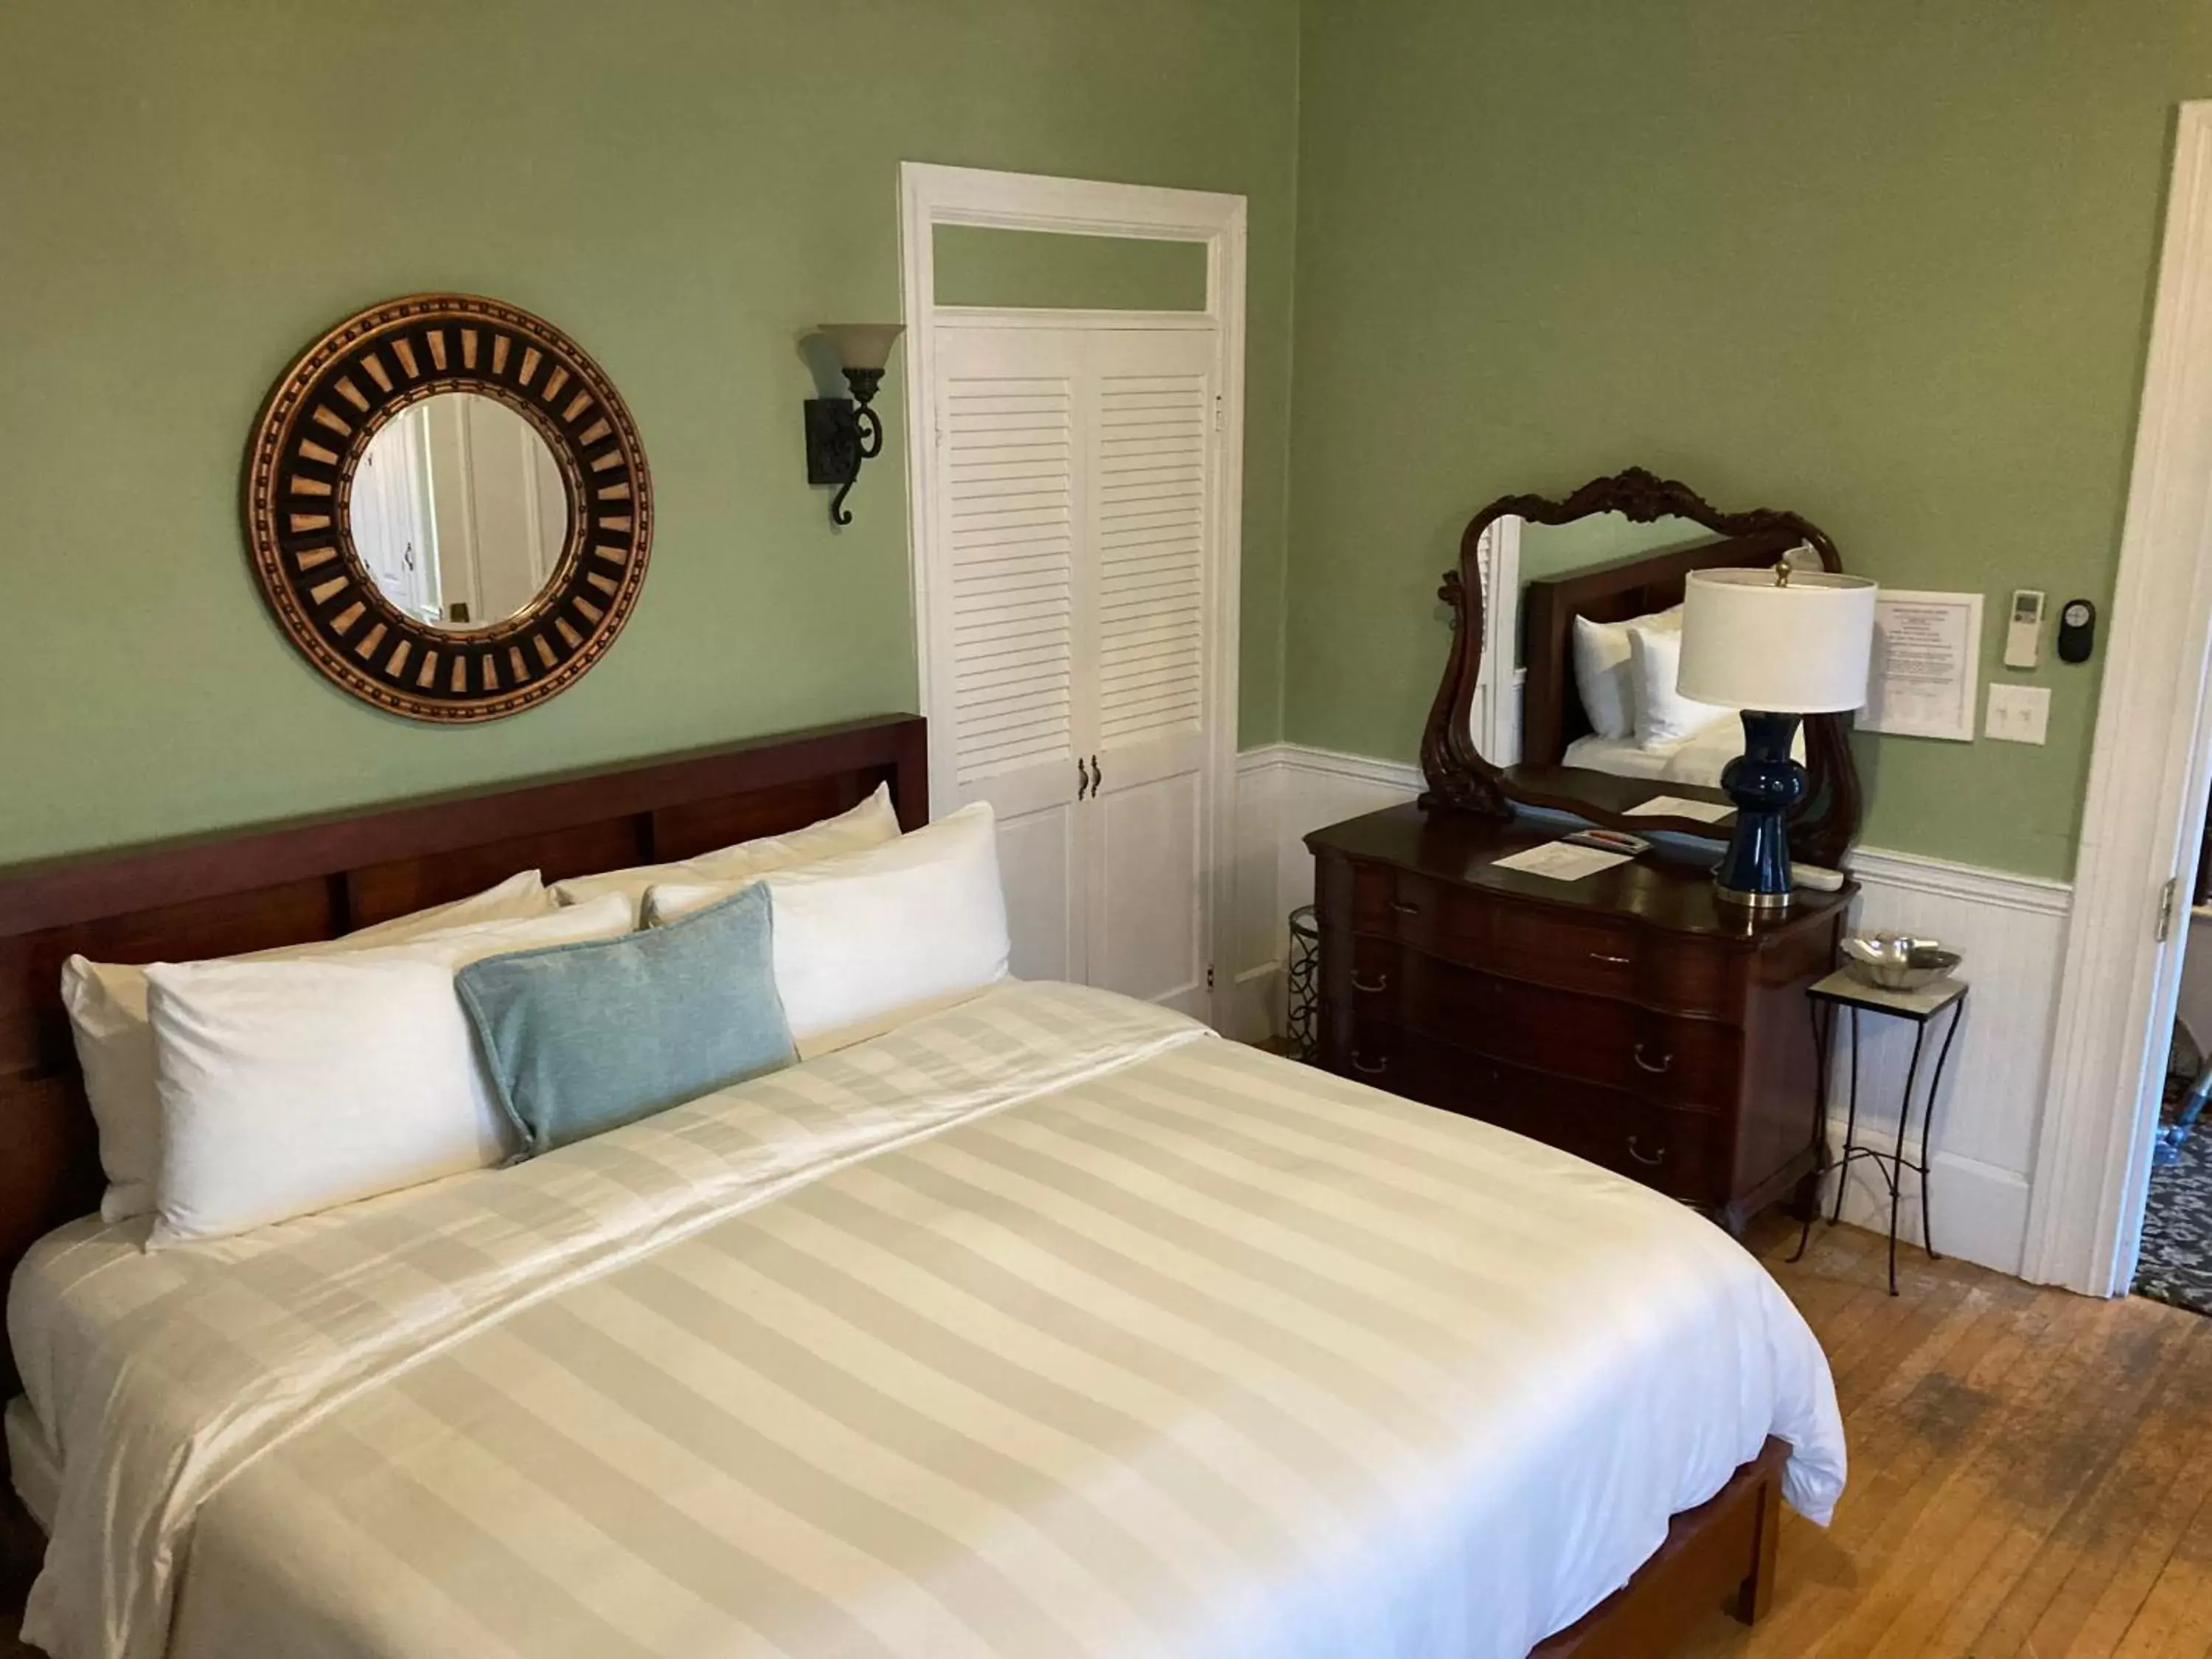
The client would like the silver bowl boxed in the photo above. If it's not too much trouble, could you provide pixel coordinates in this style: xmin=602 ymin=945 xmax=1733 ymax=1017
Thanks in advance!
xmin=1840 ymin=934 xmax=1961 ymax=992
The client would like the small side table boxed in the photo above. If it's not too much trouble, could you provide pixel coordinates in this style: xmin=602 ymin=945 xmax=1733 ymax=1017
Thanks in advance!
xmin=1792 ymin=970 xmax=1969 ymax=1295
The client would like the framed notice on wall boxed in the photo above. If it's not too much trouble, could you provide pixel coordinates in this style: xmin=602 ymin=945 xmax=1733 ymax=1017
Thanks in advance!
xmin=1859 ymin=590 xmax=1983 ymax=742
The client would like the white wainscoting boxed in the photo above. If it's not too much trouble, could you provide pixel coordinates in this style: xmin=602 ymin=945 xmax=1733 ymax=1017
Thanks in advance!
xmin=1230 ymin=743 xmax=2072 ymax=1279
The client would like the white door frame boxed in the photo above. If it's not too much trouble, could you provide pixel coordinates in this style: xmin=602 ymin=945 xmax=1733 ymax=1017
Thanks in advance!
xmin=897 ymin=161 xmax=1247 ymax=1022
xmin=2022 ymin=102 xmax=2212 ymax=1295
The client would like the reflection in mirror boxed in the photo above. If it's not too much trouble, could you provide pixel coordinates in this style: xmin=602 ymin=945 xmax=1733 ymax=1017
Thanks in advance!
xmin=1518 ymin=512 xmax=1711 ymax=591
xmin=1512 ymin=512 xmax=1806 ymax=790
xmin=349 ymin=392 xmax=568 ymax=630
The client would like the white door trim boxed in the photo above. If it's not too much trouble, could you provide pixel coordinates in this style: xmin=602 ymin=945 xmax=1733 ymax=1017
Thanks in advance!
xmin=2021 ymin=101 xmax=2212 ymax=1295
xmin=898 ymin=161 xmax=1248 ymax=1024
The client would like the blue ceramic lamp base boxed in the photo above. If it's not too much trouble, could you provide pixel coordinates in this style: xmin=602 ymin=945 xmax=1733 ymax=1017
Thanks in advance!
xmin=1714 ymin=710 xmax=1806 ymax=911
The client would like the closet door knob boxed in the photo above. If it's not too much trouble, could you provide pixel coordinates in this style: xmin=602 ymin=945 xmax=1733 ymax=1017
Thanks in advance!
xmin=1632 ymin=1043 xmax=1674 ymax=1074
xmin=1091 ymin=754 xmax=1101 ymax=792
xmin=1077 ymin=757 xmax=1092 ymax=800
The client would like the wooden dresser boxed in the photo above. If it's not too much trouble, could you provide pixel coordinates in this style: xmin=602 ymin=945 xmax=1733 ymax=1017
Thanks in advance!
xmin=1306 ymin=804 xmax=1853 ymax=1232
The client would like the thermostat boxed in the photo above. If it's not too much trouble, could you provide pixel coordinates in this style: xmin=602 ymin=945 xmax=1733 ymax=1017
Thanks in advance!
xmin=2003 ymin=589 xmax=2045 ymax=669
xmin=2058 ymin=598 xmax=2096 ymax=664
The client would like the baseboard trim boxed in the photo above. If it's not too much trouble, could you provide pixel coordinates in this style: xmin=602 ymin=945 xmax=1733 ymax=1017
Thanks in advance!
xmin=1815 ymin=1116 xmax=2033 ymax=1277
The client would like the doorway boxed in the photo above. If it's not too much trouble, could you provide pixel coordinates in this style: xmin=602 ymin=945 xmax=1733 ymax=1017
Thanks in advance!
xmin=2024 ymin=102 xmax=2212 ymax=1297
xmin=899 ymin=164 xmax=1247 ymax=1023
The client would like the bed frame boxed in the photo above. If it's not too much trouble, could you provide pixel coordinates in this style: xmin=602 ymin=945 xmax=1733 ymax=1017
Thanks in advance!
xmin=0 ymin=709 xmax=1791 ymax=1653
xmin=1519 ymin=531 xmax=1809 ymax=766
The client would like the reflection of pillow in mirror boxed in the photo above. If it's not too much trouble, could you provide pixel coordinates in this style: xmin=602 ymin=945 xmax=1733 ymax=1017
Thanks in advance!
xmin=1628 ymin=624 xmax=1732 ymax=749
xmin=1571 ymin=605 xmax=1681 ymax=740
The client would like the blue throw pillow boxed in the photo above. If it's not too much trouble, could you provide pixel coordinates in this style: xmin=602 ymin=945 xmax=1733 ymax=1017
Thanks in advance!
xmin=456 ymin=883 xmax=794 ymax=1155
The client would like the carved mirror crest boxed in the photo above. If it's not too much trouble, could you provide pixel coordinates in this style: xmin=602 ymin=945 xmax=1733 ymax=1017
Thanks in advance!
xmin=244 ymin=293 xmax=653 ymax=722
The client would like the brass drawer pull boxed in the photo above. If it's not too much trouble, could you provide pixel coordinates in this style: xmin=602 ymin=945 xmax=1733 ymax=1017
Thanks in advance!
xmin=1627 ymin=1135 xmax=1668 ymax=1166
xmin=1351 ymin=971 xmax=1391 ymax=994
xmin=1391 ymin=900 xmax=1422 ymax=916
xmin=1352 ymin=1052 xmax=1391 ymax=1077
xmin=1590 ymin=950 xmax=1632 ymax=966
xmin=1632 ymin=1043 xmax=1674 ymax=1074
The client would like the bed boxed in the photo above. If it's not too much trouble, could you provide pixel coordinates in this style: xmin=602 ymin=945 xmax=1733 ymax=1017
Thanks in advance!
xmin=0 ymin=714 xmax=1843 ymax=1659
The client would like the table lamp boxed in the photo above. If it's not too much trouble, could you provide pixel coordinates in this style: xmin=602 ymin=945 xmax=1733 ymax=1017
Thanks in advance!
xmin=1677 ymin=563 xmax=1878 ymax=911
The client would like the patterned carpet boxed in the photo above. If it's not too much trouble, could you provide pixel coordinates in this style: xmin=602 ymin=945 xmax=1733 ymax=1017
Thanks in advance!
xmin=2135 ymin=1121 xmax=2212 ymax=1315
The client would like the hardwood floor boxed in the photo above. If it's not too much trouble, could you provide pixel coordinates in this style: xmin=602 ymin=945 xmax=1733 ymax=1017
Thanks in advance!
xmin=3 ymin=1217 xmax=2207 ymax=1658
xmin=1682 ymin=1214 xmax=2212 ymax=1658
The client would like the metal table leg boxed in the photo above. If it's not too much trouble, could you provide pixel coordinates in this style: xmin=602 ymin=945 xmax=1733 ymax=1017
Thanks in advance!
xmin=1830 ymin=1006 xmax=1862 ymax=1228
xmin=1918 ymin=993 xmax=1966 ymax=1266
xmin=1886 ymin=1019 xmax=1931 ymax=1295
xmin=1790 ymin=997 xmax=1837 ymax=1265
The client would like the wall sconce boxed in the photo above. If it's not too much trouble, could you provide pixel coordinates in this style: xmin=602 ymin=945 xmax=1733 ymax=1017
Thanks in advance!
xmin=805 ymin=322 xmax=905 ymax=525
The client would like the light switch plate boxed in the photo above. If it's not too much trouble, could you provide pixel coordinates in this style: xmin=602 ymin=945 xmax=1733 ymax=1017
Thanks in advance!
xmin=1986 ymin=683 xmax=2051 ymax=745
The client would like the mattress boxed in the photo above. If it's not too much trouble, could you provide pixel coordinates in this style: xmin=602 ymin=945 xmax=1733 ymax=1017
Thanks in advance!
xmin=1563 ymin=718 xmax=1804 ymax=788
xmin=13 ymin=980 xmax=1845 ymax=1659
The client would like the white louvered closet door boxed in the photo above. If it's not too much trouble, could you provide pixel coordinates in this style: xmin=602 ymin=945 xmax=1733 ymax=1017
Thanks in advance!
xmin=1079 ymin=328 xmax=1215 ymax=1015
xmin=928 ymin=321 xmax=1220 ymax=1014
xmin=931 ymin=326 xmax=1091 ymax=984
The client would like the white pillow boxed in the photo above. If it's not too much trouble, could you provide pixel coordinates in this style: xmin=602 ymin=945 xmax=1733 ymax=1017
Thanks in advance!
xmin=643 ymin=802 xmax=1009 ymax=1050
xmin=1628 ymin=623 xmax=1733 ymax=749
xmin=142 ymin=895 xmax=632 ymax=1248
xmin=61 ymin=869 xmax=554 ymax=1222
xmin=549 ymin=783 xmax=901 ymax=922
xmin=1571 ymin=605 xmax=1682 ymax=741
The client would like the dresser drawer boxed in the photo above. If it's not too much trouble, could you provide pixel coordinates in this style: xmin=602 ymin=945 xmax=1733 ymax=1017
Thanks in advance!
xmin=1331 ymin=1016 xmax=1731 ymax=1206
xmin=1340 ymin=858 xmax=1736 ymax=1018
xmin=1331 ymin=939 xmax=1742 ymax=1109
xmin=1485 ymin=1056 xmax=1731 ymax=1206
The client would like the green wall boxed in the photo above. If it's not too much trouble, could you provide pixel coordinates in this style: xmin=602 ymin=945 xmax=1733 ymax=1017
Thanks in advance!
xmin=0 ymin=0 xmax=1296 ymax=866
xmin=11 ymin=1 xmax=2208 ymax=882
xmin=935 ymin=227 xmax=1210 ymax=310
xmin=1287 ymin=0 xmax=2212 ymax=879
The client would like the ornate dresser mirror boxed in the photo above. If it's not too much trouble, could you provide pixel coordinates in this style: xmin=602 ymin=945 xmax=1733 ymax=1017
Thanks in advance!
xmin=244 ymin=293 xmax=653 ymax=721
xmin=1420 ymin=467 xmax=1862 ymax=866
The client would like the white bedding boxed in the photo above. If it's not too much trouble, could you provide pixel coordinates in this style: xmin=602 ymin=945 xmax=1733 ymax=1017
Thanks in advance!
xmin=10 ymin=981 xmax=1843 ymax=1659
xmin=1562 ymin=719 xmax=1804 ymax=789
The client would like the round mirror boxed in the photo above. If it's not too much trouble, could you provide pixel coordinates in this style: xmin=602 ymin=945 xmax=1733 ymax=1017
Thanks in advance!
xmin=349 ymin=392 xmax=571 ymax=631
xmin=245 ymin=293 xmax=652 ymax=723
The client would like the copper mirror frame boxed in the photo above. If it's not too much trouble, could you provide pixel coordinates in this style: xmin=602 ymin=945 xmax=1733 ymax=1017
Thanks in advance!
xmin=243 ymin=293 xmax=653 ymax=723
xmin=1419 ymin=467 xmax=1863 ymax=866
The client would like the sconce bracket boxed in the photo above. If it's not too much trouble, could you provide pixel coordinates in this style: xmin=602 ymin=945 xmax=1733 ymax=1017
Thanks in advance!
xmin=804 ymin=398 xmax=862 ymax=489
xmin=804 ymin=366 xmax=888 ymax=525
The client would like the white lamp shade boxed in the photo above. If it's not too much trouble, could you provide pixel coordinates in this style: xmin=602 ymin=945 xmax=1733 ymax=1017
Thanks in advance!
xmin=1677 ymin=567 xmax=1878 ymax=713
xmin=818 ymin=322 xmax=905 ymax=373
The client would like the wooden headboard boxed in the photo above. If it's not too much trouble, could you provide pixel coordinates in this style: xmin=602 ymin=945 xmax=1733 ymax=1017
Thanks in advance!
xmin=0 ymin=713 xmax=926 ymax=1393
xmin=1519 ymin=530 xmax=1808 ymax=765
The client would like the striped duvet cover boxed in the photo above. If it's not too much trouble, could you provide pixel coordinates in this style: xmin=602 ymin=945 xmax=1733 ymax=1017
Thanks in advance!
xmin=10 ymin=980 xmax=1843 ymax=1659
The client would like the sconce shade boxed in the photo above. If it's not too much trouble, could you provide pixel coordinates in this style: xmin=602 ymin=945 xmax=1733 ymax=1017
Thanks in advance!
xmin=818 ymin=322 xmax=905 ymax=374
xmin=1677 ymin=567 xmax=1878 ymax=714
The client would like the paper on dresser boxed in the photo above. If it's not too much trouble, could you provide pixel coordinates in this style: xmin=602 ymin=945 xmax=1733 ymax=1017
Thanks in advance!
xmin=1490 ymin=841 xmax=1637 ymax=881
xmin=1624 ymin=794 xmax=1735 ymax=824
